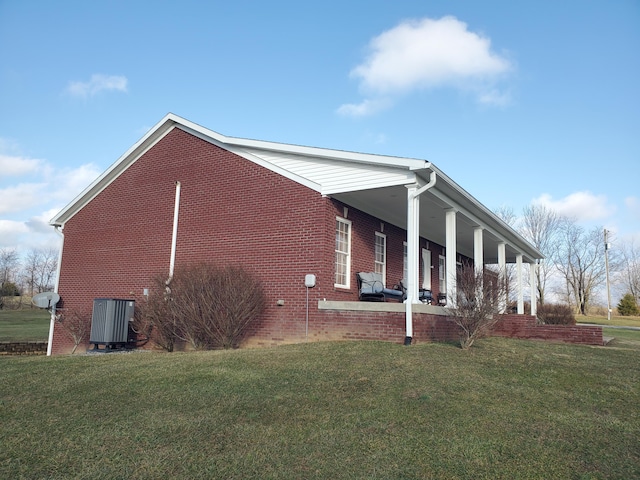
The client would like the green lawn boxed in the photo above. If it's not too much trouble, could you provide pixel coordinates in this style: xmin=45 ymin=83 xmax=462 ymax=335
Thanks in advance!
xmin=1 ymin=338 xmax=639 ymax=479
xmin=578 ymin=314 xmax=640 ymax=328
xmin=0 ymin=308 xmax=50 ymax=342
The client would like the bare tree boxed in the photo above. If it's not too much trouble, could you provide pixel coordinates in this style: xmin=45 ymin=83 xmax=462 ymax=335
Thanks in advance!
xmin=493 ymin=205 xmax=518 ymax=306
xmin=0 ymin=248 xmax=20 ymax=309
xmin=494 ymin=204 xmax=518 ymax=228
xmin=447 ymin=266 xmax=507 ymax=349
xmin=22 ymin=248 xmax=58 ymax=296
xmin=0 ymin=248 xmax=19 ymax=285
xmin=520 ymin=204 xmax=564 ymax=305
xmin=618 ymin=238 xmax=640 ymax=303
xmin=555 ymin=222 xmax=607 ymax=315
xmin=55 ymin=308 xmax=91 ymax=354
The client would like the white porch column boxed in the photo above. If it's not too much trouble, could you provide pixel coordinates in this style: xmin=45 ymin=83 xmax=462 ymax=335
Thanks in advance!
xmin=405 ymin=184 xmax=420 ymax=341
xmin=530 ymin=262 xmax=538 ymax=316
xmin=498 ymin=242 xmax=507 ymax=314
xmin=516 ymin=253 xmax=524 ymax=314
xmin=403 ymin=172 xmax=436 ymax=345
xmin=474 ymin=227 xmax=484 ymax=275
xmin=446 ymin=209 xmax=457 ymax=307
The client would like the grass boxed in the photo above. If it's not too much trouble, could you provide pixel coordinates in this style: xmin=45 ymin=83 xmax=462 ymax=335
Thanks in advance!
xmin=0 ymin=308 xmax=50 ymax=342
xmin=578 ymin=314 xmax=640 ymax=328
xmin=1 ymin=338 xmax=639 ymax=479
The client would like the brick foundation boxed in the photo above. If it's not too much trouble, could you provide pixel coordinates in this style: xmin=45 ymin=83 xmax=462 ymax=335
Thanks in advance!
xmin=491 ymin=314 xmax=604 ymax=345
xmin=0 ymin=342 xmax=48 ymax=355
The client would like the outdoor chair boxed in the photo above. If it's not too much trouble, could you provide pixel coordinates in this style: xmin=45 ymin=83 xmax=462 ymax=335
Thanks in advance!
xmin=356 ymin=272 xmax=404 ymax=302
xmin=437 ymin=293 xmax=447 ymax=306
xmin=398 ymin=280 xmax=433 ymax=304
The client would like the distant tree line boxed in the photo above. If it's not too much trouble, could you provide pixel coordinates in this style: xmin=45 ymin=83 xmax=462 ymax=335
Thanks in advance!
xmin=494 ymin=204 xmax=639 ymax=316
xmin=0 ymin=247 xmax=58 ymax=309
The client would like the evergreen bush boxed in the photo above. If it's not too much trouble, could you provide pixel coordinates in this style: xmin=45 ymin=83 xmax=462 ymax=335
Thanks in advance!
xmin=617 ymin=293 xmax=639 ymax=316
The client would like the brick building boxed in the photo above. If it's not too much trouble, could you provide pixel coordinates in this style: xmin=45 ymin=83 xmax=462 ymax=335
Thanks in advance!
xmin=47 ymin=113 xmax=570 ymax=355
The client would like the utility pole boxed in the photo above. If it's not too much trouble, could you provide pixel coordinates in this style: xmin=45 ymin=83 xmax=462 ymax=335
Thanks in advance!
xmin=604 ymin=229 xmax=612 ymax=321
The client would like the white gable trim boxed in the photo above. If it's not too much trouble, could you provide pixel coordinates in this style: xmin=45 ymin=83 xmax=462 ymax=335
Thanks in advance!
xmin=50 ymin=113 xmax=429 ymax=227
xmin=50 ymin=120 xmax=179 ymax=226
xmin=175 ymin=125 xmax=322 ymax=194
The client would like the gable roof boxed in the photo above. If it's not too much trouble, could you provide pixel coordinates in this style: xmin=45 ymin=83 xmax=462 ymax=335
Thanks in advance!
xmin=50 ymin=113 xmax=543 ymax=264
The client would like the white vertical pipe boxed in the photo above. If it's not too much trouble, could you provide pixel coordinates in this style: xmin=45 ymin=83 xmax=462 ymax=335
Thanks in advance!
xmin=530 ymin=262 xmax=537 ymax=317
xmin=405 ymin=184 xmax=418 ymax=340
xmin=473 ymin=227 xmax=484 ymax=275
xmin=445 ymin=209 xmax=457 ymax=308
xmin=516 ymin=253 xmax=524 ymax=314
xmin=169 ymin=181 xmax=181 ymax=279
xmin=404 ymin=171 xmax=436 ymax=344
xmin=47 ymin=226 xmax=65 ymax=356
xmin=497 ymin=242 xmax=507 ymax=314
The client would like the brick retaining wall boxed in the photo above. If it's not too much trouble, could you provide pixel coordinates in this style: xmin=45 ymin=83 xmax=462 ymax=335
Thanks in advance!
xmin=491 ymin=314 xmax=604 ymax=345
xmin=0 ymin=342 xmax=48 ymax=355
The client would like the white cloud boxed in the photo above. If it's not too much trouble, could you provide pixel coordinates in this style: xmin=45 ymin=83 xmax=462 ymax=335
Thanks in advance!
xmin=336 ymin=98 xmax=392 ymax=117
xmin=477 ymin=88 xmax=512 ymax=107
xmin=50 ymin=163 xmax=102 ymax=203
xmin=339 ymin=16 xmax=513 ymax=116
xmin=66 ymin=74 xmax=128 ymax=98
xmin=0 ymin=137 xmax=101 ymax=254
xmin=533 ymin=191 xmax=614 ymax=221
xmin=0 ymin=182 xmax=48 ymax=214
xmin=0 ymin=153 xmax=44 ymax=176
xmin=625 ymin=196 xmax=640 ymax=220
xmin=0 ymin=219 xmax=29 ymax=249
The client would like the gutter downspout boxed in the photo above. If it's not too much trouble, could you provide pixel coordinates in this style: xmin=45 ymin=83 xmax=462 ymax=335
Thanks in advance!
xmin=46 ymin=225 xmax=65 ymax=356
xmin=405 ymin=170 xmax=437 ymax=345
xmin=168 ymin=181 xmax=181 ymax=282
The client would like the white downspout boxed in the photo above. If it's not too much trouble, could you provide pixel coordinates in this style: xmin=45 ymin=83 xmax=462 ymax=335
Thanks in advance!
xmin=46 ymin=225 xmax=65 ymax=356
xmin=405 ymin=171 xmax=436 ymax=345
xmin=168 ymin=181 xmax=181 ymax=280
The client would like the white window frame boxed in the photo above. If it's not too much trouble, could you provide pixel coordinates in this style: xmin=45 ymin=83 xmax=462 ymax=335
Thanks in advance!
xmin=374 ymin=232 xmax=387 ymax=285
xmin=422 ymin=249 xmax=432 ymax=290
xmin=439 ymin=255 xmax=447 ymax=293
xmin=335 ymin=217 xmax=352 ymax=288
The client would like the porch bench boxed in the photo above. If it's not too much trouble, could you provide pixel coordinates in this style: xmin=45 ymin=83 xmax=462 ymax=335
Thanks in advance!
xmin=356 ymin=272 xmax=404 ymax=302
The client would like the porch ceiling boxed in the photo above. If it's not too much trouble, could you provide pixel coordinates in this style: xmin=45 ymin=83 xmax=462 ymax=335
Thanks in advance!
xmin=332 ymin=185 xmax=538 ymax=264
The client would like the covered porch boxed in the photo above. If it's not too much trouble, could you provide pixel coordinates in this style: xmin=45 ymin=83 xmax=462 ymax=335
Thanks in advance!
xmin=328 ymin=164 xmax=543 ymax=344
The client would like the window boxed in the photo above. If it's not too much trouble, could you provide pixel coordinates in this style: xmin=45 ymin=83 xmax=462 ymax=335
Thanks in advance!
xmin=335 ymin=217 xmax=351 ymax=288
xmin=374 ymin=232 xmax=386 ymax=285
xmin=403 ymin=241 xmax=408 ymax=282
xmin=422 ymin=249 xmax=432 ymax=290
xmin=439 ymin=255 xmax=446 ymax=293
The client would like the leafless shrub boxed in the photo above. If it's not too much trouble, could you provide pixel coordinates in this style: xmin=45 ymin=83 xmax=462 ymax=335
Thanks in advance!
xmin=137 ymin=264 xmax=266 ymax=351
xmin=132 ymin=281 xmax=178 ymax=352
xmin=447 ymin=266 xmax=507 ymax=349
xmin=55 ymin=308 xmax=91 ymax=354
xmin=536 ymin=303 xmax=576 ymax=325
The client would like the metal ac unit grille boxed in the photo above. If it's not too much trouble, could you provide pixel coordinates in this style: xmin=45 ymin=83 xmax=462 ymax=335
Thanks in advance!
xmin=89 ymin=298 xmax=135 ymax=347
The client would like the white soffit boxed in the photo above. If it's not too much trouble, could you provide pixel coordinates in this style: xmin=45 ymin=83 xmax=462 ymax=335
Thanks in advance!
xmin=240 ymin=148 xmax=415 ymax=195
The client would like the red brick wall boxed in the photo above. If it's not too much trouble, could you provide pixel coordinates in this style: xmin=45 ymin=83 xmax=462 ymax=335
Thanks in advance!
xmin=246 ymin=309 xmax=461 ymax=347
xmin=53 ymin=127 xmax=331 ymax=354
xmin=492 ymin=314 xmax=604 ymax=345
xmin=50 ymin=125 xmax=475 ymax=354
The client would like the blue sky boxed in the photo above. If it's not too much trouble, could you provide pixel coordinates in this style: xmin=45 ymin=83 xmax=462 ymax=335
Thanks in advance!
xmin=1 ymin=0 xmax=639 ymax=256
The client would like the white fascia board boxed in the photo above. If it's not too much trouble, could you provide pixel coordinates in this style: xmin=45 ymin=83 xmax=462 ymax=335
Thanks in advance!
xmin=321 ymin=176 xmax=415 ymax=196
xmin=224 ymin=134 xmax=431 ymax=171
xmin=175 ymin=125 xmax=322 ymax=193
xmin=49 ymin=113 xmax=325 ymax=227
xmin=426 ymin=166 xmax=543 ymax=262
xmin=50 ymin=114 xmax=179 ymax=226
